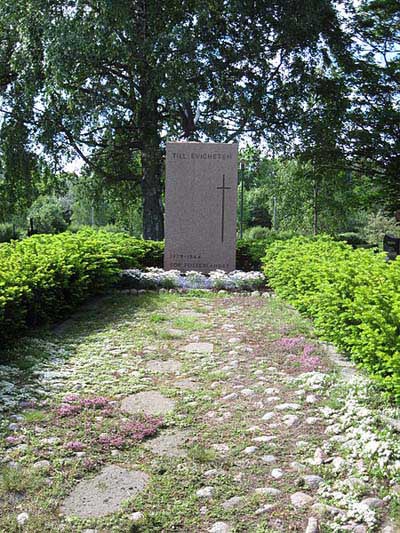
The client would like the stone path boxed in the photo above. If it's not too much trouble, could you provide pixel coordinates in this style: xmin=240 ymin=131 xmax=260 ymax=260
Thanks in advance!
xmin=0 ymin=291 xmax=399 ymax=532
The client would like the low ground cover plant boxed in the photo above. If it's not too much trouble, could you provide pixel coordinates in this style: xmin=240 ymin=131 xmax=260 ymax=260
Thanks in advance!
xmin=262 ymin=236 xmax=400 ymax=401
xmin=0 ymin=229 xmax=163 ymax=346
xmin=120 ymin=267 xmax=265 ymax=291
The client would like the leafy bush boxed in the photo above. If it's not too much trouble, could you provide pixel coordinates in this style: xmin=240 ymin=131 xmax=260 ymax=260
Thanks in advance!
xmin=242 ymin=226 xmax=271 ymax=240
xmin=361 ymin=210 xmax=400 ymax=245
xmin=0 ymin=229 xmax=163 ymax=345
xmin=262 ymin=236 xmax=400 ymax=401
xmin=28 ymin=196 xmax=69 ymax=234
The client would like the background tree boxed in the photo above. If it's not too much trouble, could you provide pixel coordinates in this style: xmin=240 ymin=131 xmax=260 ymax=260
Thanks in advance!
xmin=0 ymin=0 xmax=349 ymax=239
xmin=345 ymin=0 xmax=400 ymax=209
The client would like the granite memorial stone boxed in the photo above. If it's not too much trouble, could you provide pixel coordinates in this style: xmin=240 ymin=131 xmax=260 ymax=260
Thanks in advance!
xmin=164 ymin=142 xmax=238 ymax=273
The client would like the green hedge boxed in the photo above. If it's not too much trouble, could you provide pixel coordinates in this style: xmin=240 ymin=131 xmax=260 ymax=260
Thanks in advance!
xmin=262 ymin=236 xmax=400 ymax=401
xmin=0 ymin=229 xmax=163 ymax=345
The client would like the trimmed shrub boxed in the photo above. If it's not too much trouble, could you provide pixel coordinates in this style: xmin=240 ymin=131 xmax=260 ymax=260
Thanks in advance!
xmin=0 ymin=229 xmax=163 ymax=345
xmin=262 ymin=236 xmax=400 ymax=401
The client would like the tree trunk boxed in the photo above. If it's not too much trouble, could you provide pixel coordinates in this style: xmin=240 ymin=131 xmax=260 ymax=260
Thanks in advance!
xmin=313 ymin=176 xmax=318 ymax=236
xmin=141 ymin=138 xmax=164 ymax=240
xmin=138 ymin=73 xmax=164 ymax=240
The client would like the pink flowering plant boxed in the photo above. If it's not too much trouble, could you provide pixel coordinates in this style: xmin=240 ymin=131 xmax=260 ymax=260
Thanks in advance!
xmin=54 ymin=395 xmax=163 ymax=456
xmin=276 ymin=336 xmax=323 ymax=372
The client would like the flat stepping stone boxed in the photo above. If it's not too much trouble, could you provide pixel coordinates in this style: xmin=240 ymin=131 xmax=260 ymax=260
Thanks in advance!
xmin=144 ymin=429 xmax=190 ymax=457
xmin=121 ymin=391 xmax=175 ymax=416
xmin=61 ymin=465 xmax=149 ymax=518
xmin=174 ymin=378 xmax=200 ymax=390
xmin=145 ymin=359 xmax=182 ymax=373
xmin=183 ymin=342 xmax=214 ymax=353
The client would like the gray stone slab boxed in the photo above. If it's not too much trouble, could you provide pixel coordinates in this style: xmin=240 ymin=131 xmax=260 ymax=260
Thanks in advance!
xmin=61 ymin=465 xmax=149 ymax=518
xmin=121 ymin=391 xmax=175 ymax=416
xmin=145 ymin=359 xmax=182 ymax=373
xmin=164 ymin=142 xmax=238 ymax=273
xmin=144 ymin=429 xmax=190 ymax=457
xmin=183 ymin=342 xmax=214 ymax=353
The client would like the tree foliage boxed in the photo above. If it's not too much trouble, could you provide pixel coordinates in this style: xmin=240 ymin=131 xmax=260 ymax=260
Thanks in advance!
xmin=0 ymin=0 xmax=350 ymax=238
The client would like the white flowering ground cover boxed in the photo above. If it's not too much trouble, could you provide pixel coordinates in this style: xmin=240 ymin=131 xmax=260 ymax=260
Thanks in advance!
xmin=119 ymin=268 xmax=266 ymax=291
xmin=0 ymin=290 xmax=399 ymax=532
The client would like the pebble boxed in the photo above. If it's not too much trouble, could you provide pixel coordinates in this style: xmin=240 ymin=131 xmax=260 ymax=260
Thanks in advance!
xmin=233 ymin=472 xmax=244 ymax=482
xmin=313 ymin=448 xmax=326 ymax=465
xmin=291 ymin=461 xmax=306 ymax=471
xmin=240 ymin=388 xmax=255 ymax=396
xmin=197 ymin=486 xmax=214 ymax=498
xmin=252 ymin=435 xmax=275 ymax=443
xmin=204 ymin=469 xmax=220 ymax=478
xmin=247 ymin=425 xmax=262 ymax=432
xmin=332 ymin=456 xmax=346 ymax=470
xmin=282 ymin=414 xmax=299 ymax=427
xmin=290 ymin=492 xmax=313 ymax=508
xmin=10 ymin=415 xmax=25 ymax=422
xmin=17 ymin=513 xmax=29 ymax=526
xmin=305 ymin=517 xmax=319 ymax=533
xmin=41 ymin=437 xmax=60 ymax=445
xmin=265 ymin=387 xmax=280 ymax=395
xmin=297 ymin=440 xmax=309 ymax=448
xmin=361 ymin=497 xmax=384 ymax=509
xmin=255 ymin=504 xmax=275 ymax=515
xmin=303 ymin=475 xmax=324 ymax=489
xmin=261 ymin=455 xmax=277 ymax=463
xmin=222 ymin=496 xmax=244 ymax=509
xmin=211 ymin=443 xmax=230 ymax=454
xmin=266 ymin=396 xmax=280 ymax=403
xmin=306 ymin=417 xmax=319 ymax=425
xmin=261 ymin=412 xmax=275 ymax=421
xmin=33 ymin=460 xmax=51 ymax=469
xmin=222 ymin=393 xmax=238 ymax=401
xmin=275 ymin=403 xmax=301 ymax=410
xmin=381 ymin=524 xmax=396 ymax=533
xmin=311 ymin=502 xmax=342 ymax=517
xmin=209 ymin=522 xmax=231 ymax=533
xmin=255 ymin=487 xmax=281 ymax=496
xmin=305 ymin=395 xmax=317 ymax=404
xmin=129 ymin=512 xmax=144 ymax=522
xmin=243 ymin=446 xmax=258 ymax=455
xmin=271 ymin=468 xmax=283 ymax=479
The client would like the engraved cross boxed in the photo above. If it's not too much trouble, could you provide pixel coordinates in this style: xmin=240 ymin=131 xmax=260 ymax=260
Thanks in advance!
xmin=216 ymin=174 xmax=231 ymax=243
